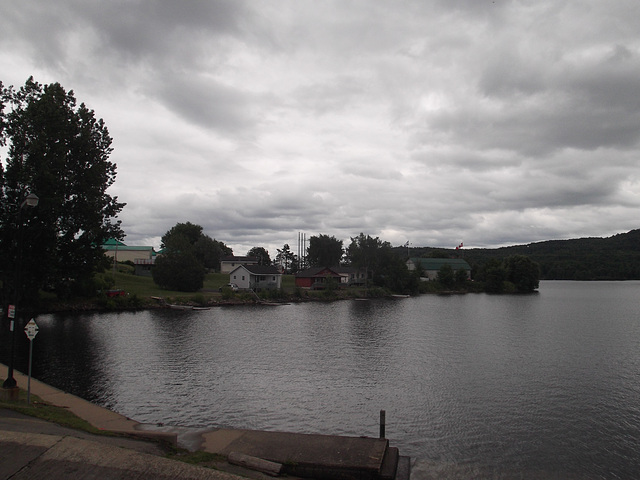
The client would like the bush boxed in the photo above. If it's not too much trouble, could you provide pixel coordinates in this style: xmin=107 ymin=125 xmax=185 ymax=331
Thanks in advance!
xmin=152 ymin=253 xmax=205 ymax=292
xmin=219 ymin=287 xmax=236 ymax=299
xmin=505 ymin=255 xmax=540 ymax=292
xmin=192 ymin=293 xmax=206 ymax=306
xmin=436 ymin=264 xmax=455 ymax=288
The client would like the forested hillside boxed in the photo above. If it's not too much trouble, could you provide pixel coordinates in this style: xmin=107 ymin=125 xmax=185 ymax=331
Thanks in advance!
xmin=407 ymin=229 xmax=640 ymax=281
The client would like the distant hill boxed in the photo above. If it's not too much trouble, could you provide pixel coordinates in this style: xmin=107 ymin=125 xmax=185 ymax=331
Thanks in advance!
xmin=404 ymin=229 xmax=640 ymax=280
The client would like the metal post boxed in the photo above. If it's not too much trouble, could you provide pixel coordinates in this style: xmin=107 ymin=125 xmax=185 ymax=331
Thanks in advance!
xmin=27 ymin=338 xmax=34 ymax=404
xmin=3 ymin=314 xmax=17 ymax=388
xmin=3 ymin=206 xmax=23 ymax=389
xmin=379 ymin=409 xmax=386 ymax=439
xmin=3 ymin=193 xmax=38 ymax=390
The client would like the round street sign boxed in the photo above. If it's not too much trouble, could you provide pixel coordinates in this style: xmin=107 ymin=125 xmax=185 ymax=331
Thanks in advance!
xmin=25 ymin=319 xmax=38 ymax=340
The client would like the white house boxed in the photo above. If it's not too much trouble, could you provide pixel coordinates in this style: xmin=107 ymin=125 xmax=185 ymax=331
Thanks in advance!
xmin=229 ymin=264 xmax=282 ymax=291
xmin=220 ymin=255 xmax=258 ymax=273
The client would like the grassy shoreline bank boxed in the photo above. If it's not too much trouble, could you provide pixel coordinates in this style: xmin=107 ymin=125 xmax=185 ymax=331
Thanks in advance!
xmin=37 ymin=271 xmax=390 ymax=313
xmin=35 ymin=268 xmax=482 ymax=314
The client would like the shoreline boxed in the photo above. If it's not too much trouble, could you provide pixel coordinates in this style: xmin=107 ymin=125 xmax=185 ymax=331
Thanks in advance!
xmin=2 ymin=364 xmax=408 ymax=480
xmin=34 ymin=290 xmax=420 ymax=315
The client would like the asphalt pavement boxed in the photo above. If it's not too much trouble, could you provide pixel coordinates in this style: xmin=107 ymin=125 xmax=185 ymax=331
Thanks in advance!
xmin=0 ymin=364 xmax=248 ymax=480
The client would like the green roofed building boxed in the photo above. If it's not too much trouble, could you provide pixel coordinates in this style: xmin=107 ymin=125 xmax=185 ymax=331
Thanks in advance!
xmin=102 ymin=239 xmax=155 ymax=263
xmin=406 ymin=257 xmax=471 ymax=281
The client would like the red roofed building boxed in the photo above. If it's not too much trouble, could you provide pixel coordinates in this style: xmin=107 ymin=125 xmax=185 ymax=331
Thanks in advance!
xmin=295 ymin=267 xmax=342 ymax=289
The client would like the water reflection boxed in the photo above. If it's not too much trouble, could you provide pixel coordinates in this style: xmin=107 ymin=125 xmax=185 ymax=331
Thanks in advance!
xmin=3 ymin=282 xmax=640 ymax=477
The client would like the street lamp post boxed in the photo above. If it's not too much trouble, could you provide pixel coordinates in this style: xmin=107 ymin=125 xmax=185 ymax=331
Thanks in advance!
xmin=3 ymin=192 xmax=39 ymax=390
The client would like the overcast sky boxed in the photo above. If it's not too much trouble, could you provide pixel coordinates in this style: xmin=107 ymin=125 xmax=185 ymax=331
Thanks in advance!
xmin=2 ymin=1 xmax=640 ymax=256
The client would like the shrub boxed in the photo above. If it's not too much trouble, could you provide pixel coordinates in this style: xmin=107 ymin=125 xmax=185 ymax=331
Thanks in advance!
xmin=152 ymin=253 xmax=205 ymax=292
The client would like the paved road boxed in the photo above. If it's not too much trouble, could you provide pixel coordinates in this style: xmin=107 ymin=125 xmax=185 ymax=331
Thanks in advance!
xmin=0 ymin=409 xmax=242 ymax=480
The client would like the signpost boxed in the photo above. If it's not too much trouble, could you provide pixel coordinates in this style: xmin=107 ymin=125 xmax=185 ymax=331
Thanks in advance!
xmin=8 ymin=304 xmax=15 ymax=336
xmin=24 ymin=319 xmax=38 ymax=405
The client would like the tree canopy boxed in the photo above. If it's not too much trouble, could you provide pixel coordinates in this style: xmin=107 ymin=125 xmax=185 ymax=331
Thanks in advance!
xmin=346 ymin=233 xmax=388 ymax=275
xmin=160 ymin=221 xmax=231 ymax=271
xmin=153 ymin=221 xmax=231 ymax=291
xmin=0 ymin=78 xmax=124 ymax=302
xmin=505 ymin=255 xmax=540 ymax=292
xmin=247 ymin=246 xmax=271 ymax=266
xmin=275 ymin=243 xmax=296 ymax=273
xmin=307 ymin=234 xmax=343 ymax=267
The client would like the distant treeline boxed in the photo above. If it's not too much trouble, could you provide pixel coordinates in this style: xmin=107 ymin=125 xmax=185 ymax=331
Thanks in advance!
xmin=402 ymin=229 xmax=640 ymax=281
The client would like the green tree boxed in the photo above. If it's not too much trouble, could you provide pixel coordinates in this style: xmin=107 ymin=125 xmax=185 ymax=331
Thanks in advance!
xmin=162 ymin=221 xmax=203 ymax=250
xmin=0 ymin=78 xmax=124 ymax=302
xmin=437 ymin=264 xmax=455 ymax=288
xmin=153 ymin=221 xmax=229 ymax=290
xmin=346 ymin=233 xmax=390 ymax=287
xmin=455 ymin=268 xmax=469 ymax=285
xmin=275 ymin=244 xmax=296 ymax=273
xmin=307 ymin=234 xmax=343 ymax=267
xmin=194 ymin=235 xmax=232 ymax=271
xmin=480 ymin=259 xmax=507 ymax=293
xmin=505 ymin=255 xmax=540 ymax=292
xmin=375 ymin=252 xmax=418 ymax=294
xmin=152 ymin=252 xmax=205 ymax=292
xmin=161 ymin=221 xmax=230 ymax=271
xmin=247 ymin=246 xmax=271 ymax=266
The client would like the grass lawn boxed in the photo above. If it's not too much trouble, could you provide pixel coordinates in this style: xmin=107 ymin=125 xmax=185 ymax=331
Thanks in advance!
xmin=43 ymin=268 xmax=378 ymax=311
xmin=1 ymin=390 xmax=105 ymax=435
xmin=89 ymin=270 xmax=300 ymax=306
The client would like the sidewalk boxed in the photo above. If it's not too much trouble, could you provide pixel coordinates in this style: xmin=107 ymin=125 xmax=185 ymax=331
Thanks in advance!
xmin=1 ymin=364 xmax=408 ymax=480
xmin=1 ymin=364 xmax=250 ymax=479
xmin=1 ymin=363 xmax=177 ymax=445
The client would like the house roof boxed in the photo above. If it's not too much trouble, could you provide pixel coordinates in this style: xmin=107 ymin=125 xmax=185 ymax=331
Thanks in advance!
xmin=230 ymin=264 xmax=281 ymax=275
xmin=102 ymin=238 xmax=126 ymax=246
xmin=103 ymin=245 xmax=154 ymax=252
xmin=408 ymin=258 xmax=471 ymax=270
xmin=295 ymin=267 xmax=342 ymax=278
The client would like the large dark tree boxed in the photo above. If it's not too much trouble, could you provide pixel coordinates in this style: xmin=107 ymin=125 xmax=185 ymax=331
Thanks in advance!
xmin=346 ymin=234 xmax=384 ymax=273
xmin=153 ymin=252 xmax=205 ymax=292
xmin=437 ymin=264 xmax=455 ymax=288
xmin=153 ymin=221 xmax=230 ymax=291
xmin=307 ymin=234 xmax=343 ymax=267
xmin=505 ymin=255 xmax=540 ymax=292
xmin=345 ymin=233 xmax=388 ymax=287
xmin=477 ymin=258 xmax=507 ymax=293
xmin=160 ymin=221 xmax=231 ymax=271
xmin=247 ymin=246 xmax=271 ymax=266
xmin=0 ymin=78 xmax=124 ymax=302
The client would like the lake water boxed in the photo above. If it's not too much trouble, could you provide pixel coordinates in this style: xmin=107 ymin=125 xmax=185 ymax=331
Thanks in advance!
xmin=2 ymin=281 xmax=640 ymax=478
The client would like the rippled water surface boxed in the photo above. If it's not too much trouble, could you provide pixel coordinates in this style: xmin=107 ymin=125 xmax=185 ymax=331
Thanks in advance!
xmin=3 ymin=281 xmax=640 ymax=478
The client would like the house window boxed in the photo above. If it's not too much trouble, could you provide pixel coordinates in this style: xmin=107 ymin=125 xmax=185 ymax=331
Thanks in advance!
xmin=233 ymin=275 xmax=236 ymax=280
xmin=242 ymin=276 xmax=245 ymax=281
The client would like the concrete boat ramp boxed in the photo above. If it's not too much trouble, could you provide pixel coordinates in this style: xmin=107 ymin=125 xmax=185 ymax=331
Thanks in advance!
xmin=200 ymin=428 xmax=409 ymax=480
xmin=2 ymin=365 xmax=409 ymax=480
